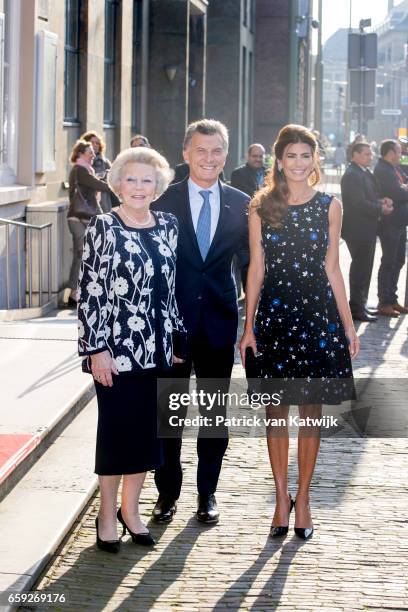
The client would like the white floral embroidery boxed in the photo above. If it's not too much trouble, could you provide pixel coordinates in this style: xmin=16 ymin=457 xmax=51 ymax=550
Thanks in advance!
xmin=113 ymin=321 xmax=121 ymax=336
xmin=124 ymin=239 xmax=141 ymax=254
xmin=146 ymin=334 xmax=155 ymax=352
xmin=128 ymin=315 xmax=146 ymax=332
xmin=113 ymin=252 xmax=121 ymax=269
xmin=145 ymin=259 xmax=154 ymax=276
xmin=115 ymin=355 xmax=132 ymax=371
xmin=159 ymin=243 xmax=172 ymax=257
xmin=164 ymin=318 xmax=172 ymax=333
xmin=78 ymin=320 xmax=85 ymax=338
xmin=87 ymin=281 xmax=103 ymax=297
xmin=114 ymin=277 xmax=129 ymax=296
xmin=83 ymin=243 xmax=90 ymax=261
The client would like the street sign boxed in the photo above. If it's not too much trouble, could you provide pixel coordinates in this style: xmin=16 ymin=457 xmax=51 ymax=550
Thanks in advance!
xmin=350 ymin=70 xmax=376 ymax=105
xmin=348 ymin=33 xmax=378 ymax=69
xmin=381 ymin=109 xmax=402 ymax=116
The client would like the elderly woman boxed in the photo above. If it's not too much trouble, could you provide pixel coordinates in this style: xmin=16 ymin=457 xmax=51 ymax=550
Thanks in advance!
xmin=67 ymin=140 xmax=113 ymax=306
xmin=77 ymin=147 xmax=186 ymax=553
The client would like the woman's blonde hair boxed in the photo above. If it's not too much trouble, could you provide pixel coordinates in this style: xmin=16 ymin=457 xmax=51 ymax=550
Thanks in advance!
xmin=108 ymin=147 xmax=174 ymax=197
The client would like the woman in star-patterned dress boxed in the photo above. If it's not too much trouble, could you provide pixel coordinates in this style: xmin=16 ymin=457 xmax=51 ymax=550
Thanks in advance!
xmin=240 ymin=125 xmax=359 ymax=540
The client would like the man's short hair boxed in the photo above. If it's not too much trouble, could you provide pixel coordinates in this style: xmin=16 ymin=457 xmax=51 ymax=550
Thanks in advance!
xmin=351 ymin=142 xmax=371 ymax=156
xmin=248 ymin=143 xmax=265 ymax=155
xmin=183 ymin=119 xmax=229 ymax=151
xmin=380 ymin=139 xmax=398 ymax=158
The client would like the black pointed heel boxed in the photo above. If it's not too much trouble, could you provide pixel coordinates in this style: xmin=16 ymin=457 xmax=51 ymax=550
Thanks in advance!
xmin=269 ymin=494 xmax=294 ymax=537
xmin=95 ymin=517 xmax=120 ymax=553
xmin=293 ymin=499 xmax=314 ymax=540
xmin=294 ymin=526 xmax=314 ymax=540
xmin=117 ymin=507 xmax=155 ymax=546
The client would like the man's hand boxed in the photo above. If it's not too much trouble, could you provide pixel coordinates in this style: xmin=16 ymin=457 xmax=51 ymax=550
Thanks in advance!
xmin=380 ymin=198 xmax=393 ymax=215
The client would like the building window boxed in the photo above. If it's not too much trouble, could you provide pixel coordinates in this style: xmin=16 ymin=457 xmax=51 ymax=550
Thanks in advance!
xmin=0 ymin=0 xmax=20 ymax=185
xmin=104 ymin=0 xmax=118 ymax=125
xmin=132 ymin=0 xmax=143 ymax=129
xmin=243 ymin=0 xmax=248 ymax=26
xmin=249 ymin=0 xmax=255 ymax=33
xmin=64 ymin=0 xmax=80 ymax=122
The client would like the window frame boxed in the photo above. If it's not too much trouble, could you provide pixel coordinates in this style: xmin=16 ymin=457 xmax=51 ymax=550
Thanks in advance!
xmin=63 ymin=0 xmax=81 ymax=124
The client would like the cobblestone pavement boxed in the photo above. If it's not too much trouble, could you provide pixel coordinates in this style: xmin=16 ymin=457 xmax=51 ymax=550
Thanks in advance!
xmin=33 ymin=238 xmax=408 ymax=611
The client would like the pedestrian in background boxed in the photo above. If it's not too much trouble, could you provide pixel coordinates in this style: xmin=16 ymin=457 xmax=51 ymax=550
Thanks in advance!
xmin=77 ymin=147 xmax=186 ymax=553
xmin=240 ymin=124 xmax=358 ymax=541
xmin=346 ymin=133 xmax=366 ymax=163
xmin=130 ymin=133 xmax=151 ymax=148
xmin=66 ymin=140 xmax=112 ymax=306
xmin=341 ymin=142 xmax=393 ymax=322
xmin=230 ymin=143 xmax=267 ymax=197
xmin=374 ymin=139 xmax=408 ymax=316
xmin=81 ymin=130 xmax=115 ymax=213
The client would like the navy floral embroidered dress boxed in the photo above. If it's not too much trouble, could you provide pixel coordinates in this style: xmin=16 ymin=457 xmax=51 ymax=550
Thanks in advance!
xmin=254 ymin=192 xmax=354 ymax=404
xmin=77 ymin=209 xmax=187 ymax=475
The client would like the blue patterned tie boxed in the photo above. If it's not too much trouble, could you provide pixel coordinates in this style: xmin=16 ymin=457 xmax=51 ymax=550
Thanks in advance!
xmin=196 ymin=190 xmax=211 ymax=260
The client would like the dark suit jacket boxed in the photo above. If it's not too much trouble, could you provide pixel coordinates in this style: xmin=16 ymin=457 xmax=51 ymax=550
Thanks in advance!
xmin=374 ymin=157 xmax=408 ymax=227
xmin=152 ymin=178 xmax=249 ymax=348
xmin=172 ymin=162 xmax=225 ymax=184
xmin=230 ymin=163 xmax=266 ymax=198
xmin=340 ymin=162 xmax=381 ymax=242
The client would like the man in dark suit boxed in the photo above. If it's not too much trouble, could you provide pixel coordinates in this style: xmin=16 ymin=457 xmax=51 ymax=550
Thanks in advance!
xmin=374 ymin=139 xmax=408 ymax=316
xmin=341 ymin=143 xmax=393 ymax=322
xmin=230 ymin=143 xmax=267 ymax=198
xmin=152 ymin=119 xmax=249 ymax=524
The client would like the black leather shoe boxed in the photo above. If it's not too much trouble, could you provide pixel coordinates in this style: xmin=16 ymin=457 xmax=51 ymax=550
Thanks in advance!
xmin=151 ymin=497 xmax=177 ymax=523
xmin=352 ymin=311 xmax=377 ymax=322
xmin=95 ymin=517 xmax=120 ymax=553
xmin=67 ymin=297 xmax=78 ymax=307
xmin=117 ymin=508 xmax=155 ymax=546
xmin=270 ymin=495 xmax=294 ymax=538
xmin=196 ymin=494 xmax=219 ymax=524
xmin=365 ymin=307 xmax=378 ymax=315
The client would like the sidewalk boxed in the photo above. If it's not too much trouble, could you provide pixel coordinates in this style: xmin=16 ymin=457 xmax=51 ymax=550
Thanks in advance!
xmin=31 ymin=240 xmax=408 ymax=610
xmin=0 ymin=308 xmax=93 ymax=498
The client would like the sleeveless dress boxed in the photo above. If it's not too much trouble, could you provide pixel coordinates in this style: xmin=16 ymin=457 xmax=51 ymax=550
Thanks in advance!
xmin=254 ymin=191 xmax=355 ymax=404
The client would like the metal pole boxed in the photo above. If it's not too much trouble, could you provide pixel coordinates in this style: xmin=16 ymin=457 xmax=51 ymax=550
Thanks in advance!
xmin=28 ymin=230 xmax=33 ymax=308
xmin=17 ymin=225 xmax=21 ymax=308
xmin=5 ymin=224 xmax=10 ymax=309
xmin=48 ymin=225 xmax=51 ymax=302
xmin=39 ymin=230 xmax=43 ymax=307
xmin=314 ymin=0 xmax=323 ymax=132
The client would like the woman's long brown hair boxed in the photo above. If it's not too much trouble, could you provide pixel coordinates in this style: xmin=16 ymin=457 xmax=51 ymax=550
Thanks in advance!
xmin=252 ymin=124 xmax=321 ymax=228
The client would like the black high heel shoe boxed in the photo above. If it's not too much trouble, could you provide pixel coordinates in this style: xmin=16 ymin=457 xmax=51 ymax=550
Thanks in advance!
xmin=293 ymin=499 xmax=314 ymax=540
xmin=95 ymin=517 xmax=120 ymax=553
xmin=270 ymin=494 xmax=294 ymax=537
xmin=117 ymin=507 xmax=155 ymax=546
xmin=67 ymin=296 xmax=78 ymax=307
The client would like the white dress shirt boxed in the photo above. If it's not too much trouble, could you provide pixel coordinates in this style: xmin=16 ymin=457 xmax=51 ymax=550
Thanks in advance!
xmin=188 ymin=178 xmax=220 ymax=244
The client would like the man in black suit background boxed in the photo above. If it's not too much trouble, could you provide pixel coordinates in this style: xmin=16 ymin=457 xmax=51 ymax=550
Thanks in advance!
xmin=374 ymin=139 xmax=408 ymax=316
xmin=341 ymin=142 xmax=393 ymax=322
xmin=152 ymin=119 xmax=249 ymax=525
xmin=230 ymin=143 xmax=267 ymax=198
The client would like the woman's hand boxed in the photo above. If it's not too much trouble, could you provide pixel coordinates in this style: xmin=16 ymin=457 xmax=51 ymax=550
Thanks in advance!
xmin=91 ymin=350 xmax=118 ymax=387
xmin=239 ymin=329 xmax=258 ymax=368
xmin=173 ymin=355 xmax=185 ymax=365
xmin=344 ymin=325 xmax=360 ymax=359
